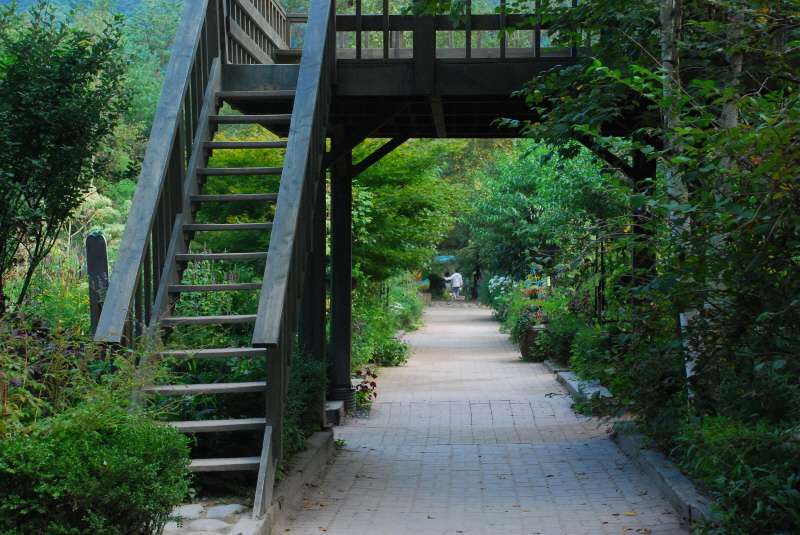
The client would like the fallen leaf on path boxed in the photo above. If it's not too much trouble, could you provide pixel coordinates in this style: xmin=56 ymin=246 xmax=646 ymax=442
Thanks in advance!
xmin=320 ymin=504 xmax=328 ymax=506
xmin=318 ymin=491 xmax=324 ymax=494
xmin=367 ymin=509 xmax=376 ymax=511
xmin=523 ymin=510 xmax=529 ymax=512
xmin=602 ymin=522 xmax=608 ymax=524
xmin=498 ymin=476 xmax=505 ymax=479
xmin=337 ymin=489 xmax=345 ymax=492
xmin=625 ymin=512 xmax=636 ymax=516
xmin=612 ymin=513 xmax=620 ymax=516
xmin=639 ymin=530 xmax=652 ymax=534
xmin=512 ymin=504 xmax=520 ymax=507
xmin=318 ymin=528 xmax=327 ymax=531
xmin=577 ymin=472 xmax=585 ymax=475
xmin=579 ymin=503 xmax=585 ymax=505
xmin=661 ymin=510 xmax=672 ymax=514
xmin=428 ymin=516 xmax=436 ymax=519
xmin=546 ymin=475 xmax=554 ymax=477
xmin=303 ymin=503 xmax=316 ymax=508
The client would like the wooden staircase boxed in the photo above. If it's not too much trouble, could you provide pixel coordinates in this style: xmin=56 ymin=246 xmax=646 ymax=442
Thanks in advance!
xmin=94 ymin=0 xmax=334 ymax=519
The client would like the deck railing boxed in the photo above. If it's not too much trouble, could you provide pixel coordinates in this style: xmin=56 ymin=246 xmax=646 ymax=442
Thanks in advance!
xmin=333 ymin=0 xmax=586 ymax=59
xmin=94 ymin=0 xmax=292 ymax=347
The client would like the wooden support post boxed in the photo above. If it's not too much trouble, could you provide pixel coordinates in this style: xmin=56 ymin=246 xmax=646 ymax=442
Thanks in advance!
xmin=414 ymin=15 xmax=435 ymax=94
xmin=328 ymin=129 xmax=355 ymax=409
xmin=534 ymin=0 xmax=541 ymax=57
xmin=86 ymin=233 xmax=109 ymax=336
xmin=382 ymin=0 xmax=389 ymax=59
xmin=356 ymin=0 xmax=362 ymax=59
xmin=465 ymin=0 xmax=472 ymax=59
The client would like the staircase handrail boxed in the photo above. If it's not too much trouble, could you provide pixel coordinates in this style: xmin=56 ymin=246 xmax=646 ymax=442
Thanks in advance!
xmin=252 ymin=0 xmax=335 ymax=347
xmin=95 ymin=0 xmax=222 ymax=344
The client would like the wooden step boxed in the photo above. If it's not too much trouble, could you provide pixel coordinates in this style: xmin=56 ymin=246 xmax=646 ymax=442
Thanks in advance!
xmin=183 ymin=223 xmax=273 ymax=232
xmin=160 ymin=314 xmax=258 ymax=326
xmin=190 ymin=193 xmax=279 ymax=203
xmin=217 ymin=90 xmax=296 ymax=101
xmin=189 ymin=457 xmax=261 ymax=472
xmin=209 ymin=114 xmax=292 ymax=125
xmin=176 ymin=252 xmax=268 ymax=262
xmin=203 ymin=140 xmax=288 ymax=149
xmin=160 ymin=347 xmax=266 ymax=359
xmin=168 ymin=283 xmax=262 ymax=293
xmin=196 ymin=167 xmax=283 ymax=176
xmin=148 ymin=381 xmax=267 ymax=396
xmin=169 ymin=418 xmax=267 ymax=433
xmin=274 ymin=48 xmax=303 ymax=64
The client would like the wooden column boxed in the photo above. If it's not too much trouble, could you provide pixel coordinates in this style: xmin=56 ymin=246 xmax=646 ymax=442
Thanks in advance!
xmin=328 ymin=131 xmax=355 ymax=408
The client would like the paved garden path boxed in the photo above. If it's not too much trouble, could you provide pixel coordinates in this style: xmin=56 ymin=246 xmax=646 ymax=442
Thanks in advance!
xmin=276 ymin=306 xmax=689 ymax=535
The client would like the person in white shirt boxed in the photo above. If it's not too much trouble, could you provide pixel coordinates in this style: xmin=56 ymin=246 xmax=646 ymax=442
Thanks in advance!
xmin=444 ymin=269 xmax=464 ymax=299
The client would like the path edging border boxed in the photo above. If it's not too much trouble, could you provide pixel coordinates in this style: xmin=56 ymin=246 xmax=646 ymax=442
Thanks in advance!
xmin=614 ymin=431 xmax=717 ymax=525
xmin=228 ymin=430 xmax=335 ymax=535
xmin=555 ymin=370 xmax=612 ymax=402
xmin=548 ymin=365 xmax=717 ymax=526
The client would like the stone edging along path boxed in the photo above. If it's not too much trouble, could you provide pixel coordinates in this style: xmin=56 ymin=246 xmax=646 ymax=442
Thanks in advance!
xmin=543 ymin=360 xmax=717 ymax=527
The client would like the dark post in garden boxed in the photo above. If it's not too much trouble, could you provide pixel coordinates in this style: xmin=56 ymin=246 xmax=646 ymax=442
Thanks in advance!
xmin=328 ymin=128 xmax=356 ymax=409
xmin=86 ymin=232 xmax=109 ymax=336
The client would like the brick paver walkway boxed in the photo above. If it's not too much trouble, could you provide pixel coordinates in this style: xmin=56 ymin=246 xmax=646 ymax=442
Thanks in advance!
xmin=276 ymin=307 xmax=689 ymax=535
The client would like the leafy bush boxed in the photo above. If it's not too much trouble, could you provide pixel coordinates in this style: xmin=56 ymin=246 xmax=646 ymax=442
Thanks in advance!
xmin=569 ymin=324 xmax=613 ymax=382
xmin=484 ymin=275 xmax=514 ymax=321
xmin=352 ymin=274 xmax=421 ymax=368
xmin=534 ymin=311 xmax=586 ymax=366
xmin=0 ymin=400 xmax=190 ymax=535
xmin=372 ymin=337 xmax=410 ymax=366
xmin=671 ymin=417 xmax=800 ymax=534
xmin=282 ymin=350 xmax=327 ymax=460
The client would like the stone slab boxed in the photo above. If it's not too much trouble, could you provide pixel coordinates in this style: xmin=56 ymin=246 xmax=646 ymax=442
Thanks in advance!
xmin=172 ymin=503 xmax=205 ymax=520
xmin=324 ymin=400 xmax=344 ymax=426
xmin=187 ymin=519 xmax=230 ymax=531
xmin=206 ymin=503 xmax=245 ymax=518
xmin=262 ymin=430 xmax=335 ymax=534
xmin=556 ymin=370 xmax=612 ymax=402
xmin=543 ymin=359 xmax=570 ymax=374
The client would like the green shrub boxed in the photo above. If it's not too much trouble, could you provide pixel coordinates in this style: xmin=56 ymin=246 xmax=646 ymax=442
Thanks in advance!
xmin=0 ymin=400 xmax=190 ymax=535
xmin=672 ymin=417 xmax=800 ymax=534
xmin=282 ymin=350 xmax=327 ymax=460
xmin=351 ymin=274 xmax=422 ymax=368
xmin=569 ymin=324 xmax=613 ymax=382
xmin=534 ymin=312 xmax=586 ymax=366
xmin=372 ymin=337 xmax=410 ymax=366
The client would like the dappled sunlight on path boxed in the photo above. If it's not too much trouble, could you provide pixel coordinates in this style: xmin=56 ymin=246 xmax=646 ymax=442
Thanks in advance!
xmin=276 ymin=307 xmax=689 ymax=535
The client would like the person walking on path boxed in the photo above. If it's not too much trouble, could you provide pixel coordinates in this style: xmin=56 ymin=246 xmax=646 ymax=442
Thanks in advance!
xmin=276 ymin=306 xmax=689 ymax=535
xmin=444 ymin=269 xmax=463 ymax=300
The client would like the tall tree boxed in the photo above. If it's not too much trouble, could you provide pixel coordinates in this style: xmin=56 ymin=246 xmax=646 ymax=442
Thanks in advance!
xmin=0 ymin=1 xmax=129 ymax=309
